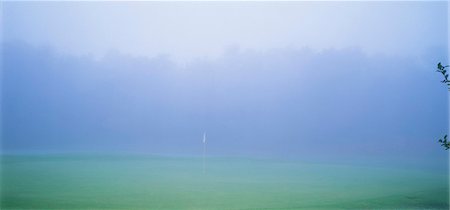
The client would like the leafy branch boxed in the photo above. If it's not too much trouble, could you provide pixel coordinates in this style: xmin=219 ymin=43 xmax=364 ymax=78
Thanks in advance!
xmin=436 ymin=62 xmax=450 ymax=89
xmin=436 ymin=62 xmax=450 ymax=150
xmin=438 ymin=135 xmax=450 ymax=150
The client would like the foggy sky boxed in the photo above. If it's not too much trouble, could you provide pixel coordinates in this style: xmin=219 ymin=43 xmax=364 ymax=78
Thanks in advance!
xmin=1 ymin=2 xmax=449 ymax=167
xmin=2 ymin=1 xmax=448 ymax=62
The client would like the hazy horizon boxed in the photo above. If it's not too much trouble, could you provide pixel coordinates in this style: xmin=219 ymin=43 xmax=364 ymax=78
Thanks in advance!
xmin=2 ymin=2 xmax=450 ymax=209
xmin=1 ymin=1 xmax=449 ymax=165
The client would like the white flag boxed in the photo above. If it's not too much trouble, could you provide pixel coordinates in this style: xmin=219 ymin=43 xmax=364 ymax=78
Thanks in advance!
xmin=203 ymin=132 xmax=206 ymax=143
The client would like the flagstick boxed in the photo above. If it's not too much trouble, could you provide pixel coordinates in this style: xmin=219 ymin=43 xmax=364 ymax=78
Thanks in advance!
xmin=203 ymin=132 xmax=206 ymax=174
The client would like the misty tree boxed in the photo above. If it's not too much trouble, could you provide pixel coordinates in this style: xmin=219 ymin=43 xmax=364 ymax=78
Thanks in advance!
xmin=436 ymin=62 xmax=450 ymax=150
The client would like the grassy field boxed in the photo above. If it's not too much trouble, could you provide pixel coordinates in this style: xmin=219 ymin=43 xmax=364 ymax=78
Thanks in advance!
xmin=1 ymin=155 xmax=448 ymax=209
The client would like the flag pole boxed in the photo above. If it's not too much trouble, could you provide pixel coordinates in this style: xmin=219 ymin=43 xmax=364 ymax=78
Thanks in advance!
xmin=203 ymin=132 xmax=206 ymax=173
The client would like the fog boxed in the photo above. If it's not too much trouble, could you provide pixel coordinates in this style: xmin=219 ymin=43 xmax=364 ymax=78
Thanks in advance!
xmin=2 ymin=1 xmax=447 ymax=62
xmin=1 ymin=2 xmax=449 ymax=168
xmin=1 ymin=42 xmax=448 ymax=166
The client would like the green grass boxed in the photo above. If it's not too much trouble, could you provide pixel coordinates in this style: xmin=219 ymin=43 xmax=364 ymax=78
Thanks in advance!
xmin=1 ymin=155 xmax=448 ymax=209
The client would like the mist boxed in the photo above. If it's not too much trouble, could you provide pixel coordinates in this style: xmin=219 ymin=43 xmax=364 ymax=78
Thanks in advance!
xmin=2 ymin=2 xmax=450 ymax=209
xmin=1 ymin=42 xmax=448 ymax=167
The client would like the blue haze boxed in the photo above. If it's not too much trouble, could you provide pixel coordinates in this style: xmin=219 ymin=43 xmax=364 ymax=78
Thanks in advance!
xmin=1 ymin=42 xmax=448 ymax=168
xmin=1 ymin=1 xmax=449 ymax=170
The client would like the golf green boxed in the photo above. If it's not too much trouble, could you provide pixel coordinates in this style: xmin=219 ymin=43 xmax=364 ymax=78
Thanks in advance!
xmin=1 ymin=155 xmax=448 ymax=209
